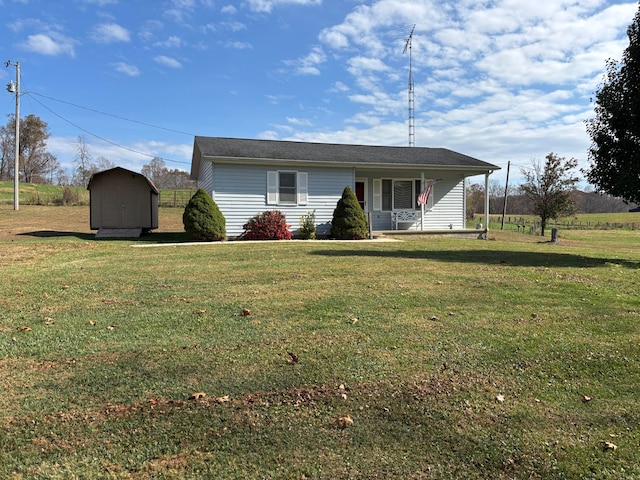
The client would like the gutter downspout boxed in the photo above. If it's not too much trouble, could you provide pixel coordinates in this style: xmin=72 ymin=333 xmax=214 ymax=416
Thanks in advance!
xmin=484 ymin=171 xmax=491 ymax=240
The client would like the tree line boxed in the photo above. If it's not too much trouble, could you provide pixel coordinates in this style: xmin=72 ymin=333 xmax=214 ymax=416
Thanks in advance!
xmin=0 ymin=116 xmax=193 ymax=189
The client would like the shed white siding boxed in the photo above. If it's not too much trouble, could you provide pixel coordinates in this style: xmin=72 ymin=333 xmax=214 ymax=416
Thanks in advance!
xmin=209 ymin=162 xmax=353 ymax=237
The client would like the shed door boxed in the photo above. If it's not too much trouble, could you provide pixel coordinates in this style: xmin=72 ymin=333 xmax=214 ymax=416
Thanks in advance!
xmin=102 ymin=185 xmax=140 ymax=228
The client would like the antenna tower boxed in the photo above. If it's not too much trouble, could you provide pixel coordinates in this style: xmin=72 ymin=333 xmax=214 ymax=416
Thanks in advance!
xmin=403 ymin=25 xmax=416 ymax=147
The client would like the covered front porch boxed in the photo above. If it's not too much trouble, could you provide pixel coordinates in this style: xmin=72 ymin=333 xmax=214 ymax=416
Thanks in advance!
xmin=354 ymin=168 xmax=493 ymax=237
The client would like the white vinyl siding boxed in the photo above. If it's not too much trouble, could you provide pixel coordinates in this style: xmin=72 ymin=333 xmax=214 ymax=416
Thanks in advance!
xmin=211 ymin=163 xmax=351 ymax=237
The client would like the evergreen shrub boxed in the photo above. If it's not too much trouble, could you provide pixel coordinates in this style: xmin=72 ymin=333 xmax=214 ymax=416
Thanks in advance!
xmin=182 ymin=188 xmax=226 ymax=241
xmin=330 ymin=186 xmax=368 ymax=239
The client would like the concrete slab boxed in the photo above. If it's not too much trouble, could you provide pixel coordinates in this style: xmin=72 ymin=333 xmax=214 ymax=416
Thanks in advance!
xmin=96 ymin=227 xmax=142 ymax=238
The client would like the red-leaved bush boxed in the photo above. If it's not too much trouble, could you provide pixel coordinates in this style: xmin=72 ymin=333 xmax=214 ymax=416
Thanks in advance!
xmin=241 ymin=210 xmax=292 ymax=240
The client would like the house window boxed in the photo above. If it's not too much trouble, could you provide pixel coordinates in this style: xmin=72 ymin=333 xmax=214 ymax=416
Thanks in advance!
xmin=394 ymin=180 xmax=413 ymax=209
xmin=279 ymin=172 xmax=296 ymax=204
xmin=267 ymin=171 xmax=308 ymax=206
xmin=373 ymin=178 xmax=434 ymax=211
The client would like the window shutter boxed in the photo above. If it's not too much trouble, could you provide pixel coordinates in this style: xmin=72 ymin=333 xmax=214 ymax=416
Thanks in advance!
xmin=267 ymin=171 xmax=278 ymax=205
xmin=297 ymin=172 xmax=308 ymax=205
xmin=373 ymin=179 xmax=382 ymax=211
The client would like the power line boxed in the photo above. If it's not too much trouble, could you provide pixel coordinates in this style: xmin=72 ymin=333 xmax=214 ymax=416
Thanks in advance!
xmin=27 ymin=91 xmax=195 ymax=137
xmin=26 ymin=92 xmax=191 ymax=165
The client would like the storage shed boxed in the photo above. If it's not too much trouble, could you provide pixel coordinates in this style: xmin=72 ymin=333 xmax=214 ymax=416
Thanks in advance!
xmin=87 ymin=167 xmax=159 ymax=237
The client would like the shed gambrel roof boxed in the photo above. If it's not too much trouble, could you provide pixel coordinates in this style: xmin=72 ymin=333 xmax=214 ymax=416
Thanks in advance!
xmin=191 ymin=136 xmax=499 ymax=178
xmin=87 ymin=166 xmax=159 ymax=194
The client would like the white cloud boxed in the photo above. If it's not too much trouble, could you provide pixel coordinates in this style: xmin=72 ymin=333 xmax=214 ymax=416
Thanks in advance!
xmin=91 ymin=23 xmax=130 ymax=43
xmin=154 ymin=55 xmax=182 ymax=68
xmin=245 ymin=0 xmax=321 ymax=13
xmin=284 ymin=45 xmax=326 ymax=75
xmin=226 ymin=41 xmax=253 ymax=50
xmin=222 ymin=21 xmax=247 ymax=32
xmin=154 ymin=35 xmax=183 ymax=48
xmin=112 ymin=62 xmax=141 ymax=76
xmin=164 ymin=0 xmax=204 ymax=23
xmin=80 ymin=0 xmax=118 ymax=5
xmin=19 ymin=32 xmax=77 ymax=56
xmin=221 ymin=4 xmax=237 ymax=14
xmin=286 ymin=117 xmax=313 ymax=126
xmin=267 ymin=0 xmax=639 ymax=183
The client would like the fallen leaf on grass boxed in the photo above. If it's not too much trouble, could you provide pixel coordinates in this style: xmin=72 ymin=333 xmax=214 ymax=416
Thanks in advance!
xmin=241 ymin=308 xmax=251 ymax=317
xmin=191 ymin=392 xmax=206 ymax=400
xmin=216 ymin=395 xmax=230 ymax=404
xmin=18 ymin=326 xmax=32 ymax=332
xmin=581 ymin=395 xmax=592 ymax=403
xmin=603 ymin=441 xmax=618 ymax=451
xmin=338 ymin=384 xmax=348 ymax=399
xmin=287 ymin=352 xmax=299 ymax=364
xmin=149 ymin=398 xmax=159 ymax=405
xmin=496 ymin=394 xmax=505 ymax=403
xmin=336 ymin=415 xmax=354 ymax=429
xmin=430 ymin=316 xmax=439 ymax=321
xmin=107 ymin=325 xmax=117 ymax=331
xmin=44 ymin=317 xmax=55 ymax=326
xmin=89 ymin=320 xmax=96 ymax=326
xmin=192 ymin=309 xmax=206 ymax=315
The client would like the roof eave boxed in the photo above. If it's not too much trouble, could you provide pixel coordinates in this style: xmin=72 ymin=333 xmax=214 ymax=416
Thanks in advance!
xmin=201 ymin=156 xmax=499 ymax=173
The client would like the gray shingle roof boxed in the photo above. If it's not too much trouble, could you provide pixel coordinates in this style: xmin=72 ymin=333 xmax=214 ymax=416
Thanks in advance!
xmin=192 ymin=136 xmax=499 ymax=176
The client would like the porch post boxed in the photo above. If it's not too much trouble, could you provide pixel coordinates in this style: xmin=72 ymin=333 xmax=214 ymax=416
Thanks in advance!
xmin=484 ymin=172 xmax=490 ymax=240
xmin=420 ymin=172 xmax=425 ymax=230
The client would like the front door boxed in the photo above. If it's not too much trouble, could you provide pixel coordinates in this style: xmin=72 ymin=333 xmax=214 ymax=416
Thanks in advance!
xmin=355 ymin=179 xmax=367 ymax=211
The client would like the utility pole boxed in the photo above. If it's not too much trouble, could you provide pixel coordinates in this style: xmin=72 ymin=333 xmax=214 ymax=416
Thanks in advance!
xmin=5 ymin=60 xmax=20 ymax=211
xmin=501 ymin=161 xmax=510 ymax=230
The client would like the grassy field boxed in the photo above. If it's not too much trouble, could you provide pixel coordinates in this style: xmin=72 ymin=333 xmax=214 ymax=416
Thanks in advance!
xmin=0 ymin=182 xmax=194 ymax=208
xmin=1 ymin=205 xmax=639 ymax=479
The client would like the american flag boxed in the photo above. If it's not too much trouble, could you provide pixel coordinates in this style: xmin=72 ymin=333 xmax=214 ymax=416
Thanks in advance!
xmin=417 ymin=179 xmax=441 ymax=206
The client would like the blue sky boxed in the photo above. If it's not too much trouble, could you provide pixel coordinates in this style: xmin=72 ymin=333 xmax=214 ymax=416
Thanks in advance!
xmin=1 ymin=0 xmax=638 ymax=185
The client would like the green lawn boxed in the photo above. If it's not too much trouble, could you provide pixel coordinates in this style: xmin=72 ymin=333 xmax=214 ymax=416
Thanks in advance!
xmin=1 ymin=211 xmax=639 ymax=479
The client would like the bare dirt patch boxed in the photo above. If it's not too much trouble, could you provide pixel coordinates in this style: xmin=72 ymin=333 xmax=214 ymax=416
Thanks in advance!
xmin=0 ymin=205 xmax=92 ymax=241
xmin=0 ymin=205 xmax=186 ymax=242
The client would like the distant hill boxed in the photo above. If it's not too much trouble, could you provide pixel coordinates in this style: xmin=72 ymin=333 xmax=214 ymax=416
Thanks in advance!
xmin=0 ymin=182 xmax=194 ymax=207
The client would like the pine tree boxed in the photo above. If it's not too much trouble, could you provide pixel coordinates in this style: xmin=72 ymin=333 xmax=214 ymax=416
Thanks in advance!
xmin=330 ymin=186 xmax=368 ymax=239
xmin=585 ymin=4 xmax=640 ymax=204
